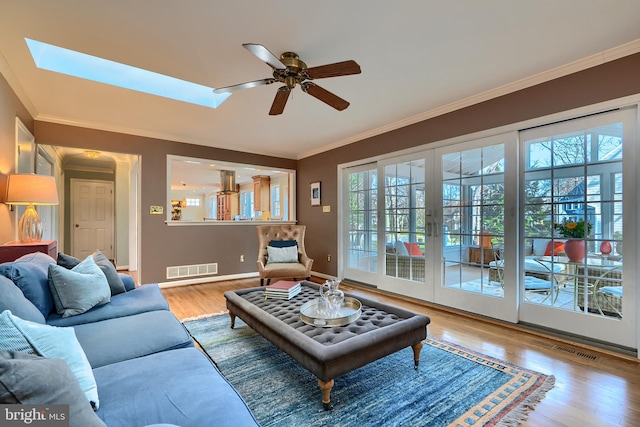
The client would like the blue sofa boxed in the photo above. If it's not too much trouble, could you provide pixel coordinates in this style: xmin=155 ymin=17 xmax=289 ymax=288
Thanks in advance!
xmin=0 ymin=252 xmax=259 ymax=427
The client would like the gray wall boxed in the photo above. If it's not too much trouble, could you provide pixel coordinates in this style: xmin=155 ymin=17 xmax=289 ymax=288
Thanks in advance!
xmin=34 ymin=122 xmax=297 ymax=284
xmin=297 ymin=52 xmax=640 ymax=276
xmin=0 ymin=73 xmax=34 ymax=244
xmin=3 ymin=53 xmax=640 ymax=283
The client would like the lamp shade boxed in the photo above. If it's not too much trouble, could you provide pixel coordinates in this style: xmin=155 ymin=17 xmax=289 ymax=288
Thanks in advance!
xmin=5 ymin=174 xmax=59 ymax=205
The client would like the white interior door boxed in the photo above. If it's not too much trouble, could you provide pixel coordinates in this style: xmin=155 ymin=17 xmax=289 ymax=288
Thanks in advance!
xmin=71 ymin=179 xmax=114 ymax=260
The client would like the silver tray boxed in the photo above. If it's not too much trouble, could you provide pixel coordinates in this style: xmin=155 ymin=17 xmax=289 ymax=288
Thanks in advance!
xmin=299 ymin=297 xmax=362 ymax=327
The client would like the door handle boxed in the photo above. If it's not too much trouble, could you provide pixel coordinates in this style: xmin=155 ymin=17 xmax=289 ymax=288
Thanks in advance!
xmin=434 ymin=222 xmax=439 ymax=237
xmin=427 ymin=222 xmax=432 ymax=237
xmin=75 ymin=224 xmax=79 ymax=228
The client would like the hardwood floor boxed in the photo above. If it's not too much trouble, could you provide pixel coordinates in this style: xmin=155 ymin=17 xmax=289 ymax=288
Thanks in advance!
xmin=161 ymin=277 xmax=640 ymax=427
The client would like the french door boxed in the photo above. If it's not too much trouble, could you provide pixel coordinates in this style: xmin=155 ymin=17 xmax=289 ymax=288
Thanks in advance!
xmin=341 ymin=106 xmax=637 ymax=349
xmin=433 ymin=134 xmax=516 ymax=322
xmin=518 ymin=108 xmax=637 ymax=348
xmin=342 ymin=163 xmax=379 ymax=285
xmin=342 ymin=133 xmax=516 ymax=321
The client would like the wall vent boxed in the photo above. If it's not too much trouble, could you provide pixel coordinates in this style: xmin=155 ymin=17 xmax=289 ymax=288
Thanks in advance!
xmin=166 ymin=263 xmax=218 ymax=279
xmin=551 ymin=344 xmax=599 ymax=361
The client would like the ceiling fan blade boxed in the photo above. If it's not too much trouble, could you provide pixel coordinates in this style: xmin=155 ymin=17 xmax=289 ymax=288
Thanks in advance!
xmin=301 ymin=82 xmax=350 ymax=111
xmin=269 ymin=86 xmax=291 ymax=115
xmin=243 ymin=43 xmax=286 ymax=70
xmin=306 ymin=60 xmax=361 ymax=79
xmin=213 ymin=78 xmax=276 ymax=94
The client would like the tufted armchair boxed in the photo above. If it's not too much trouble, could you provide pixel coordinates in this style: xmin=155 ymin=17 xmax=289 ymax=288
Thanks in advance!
xmin=256 ymin=225 xmax=313 ymax=286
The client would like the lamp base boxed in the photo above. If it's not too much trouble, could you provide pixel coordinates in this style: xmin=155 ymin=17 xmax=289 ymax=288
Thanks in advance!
xmin=18 ymin=204 xmax=43 ymax=243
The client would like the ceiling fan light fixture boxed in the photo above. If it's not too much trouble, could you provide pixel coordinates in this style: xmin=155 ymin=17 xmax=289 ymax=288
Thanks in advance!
xmin=216 ymin=43 xmax=361 ymax=115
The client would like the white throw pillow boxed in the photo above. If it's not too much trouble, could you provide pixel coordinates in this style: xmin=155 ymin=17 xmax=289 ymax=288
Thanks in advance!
xmin=267 ymin=245 xmax=299 ymax=263
xmin=395 ymin=241 xmax=409 ymax=256
xmin=532 ymin=239 xmax=550 ymax=256
xmin=0 ymin=310 xmax=99 ymax=409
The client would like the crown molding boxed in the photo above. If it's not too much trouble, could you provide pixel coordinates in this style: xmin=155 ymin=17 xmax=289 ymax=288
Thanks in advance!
xmin=0 ymin=52 xmax=38 ymax=117
xmin=298 ymin=39 xmax=640 ymax=160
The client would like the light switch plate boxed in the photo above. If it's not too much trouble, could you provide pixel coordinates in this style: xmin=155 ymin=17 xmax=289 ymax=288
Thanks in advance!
xmin=322 ymin=205 xmax=331 ymax=213
xmin=150 ymin=206 xmax=163 ymax=215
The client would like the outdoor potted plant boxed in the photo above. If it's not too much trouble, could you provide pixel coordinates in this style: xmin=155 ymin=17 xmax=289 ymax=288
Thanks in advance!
xmin=553 ymin=219 xmax=592 ymax=262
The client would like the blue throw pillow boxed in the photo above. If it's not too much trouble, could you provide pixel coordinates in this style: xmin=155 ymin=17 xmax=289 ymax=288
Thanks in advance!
xmin=48 ymin=256 xmax=110 ymax=318
xmin=269 ymin=240 xmax=298 ymax=248
xmin=57 ymin=252 xmax=81 ymax=269
xmin=0 ymin=310 xmax=99 ymax=409
xmin=92 ymin=250 xmax=126 ymax=295
xmin=266 ymin=245 xmax=299 ymax=263
xmin=58 ymin=251 xmax=126 ymax=296
xmin=0 ymin=252 xmax=56 ymax=318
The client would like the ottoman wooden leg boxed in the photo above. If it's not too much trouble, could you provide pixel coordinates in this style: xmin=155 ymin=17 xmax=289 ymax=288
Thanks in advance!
xmin=228 ymin=312 xmax=236 ymax=329
xmin=318 ymin=379 xmax=334 ymax=410
xmin=412 ymin=341 xmax=423 ymax=370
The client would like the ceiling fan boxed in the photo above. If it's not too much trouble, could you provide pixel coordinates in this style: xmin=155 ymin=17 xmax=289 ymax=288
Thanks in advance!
xmin=213 ymin=43 xmax=361 ymax=115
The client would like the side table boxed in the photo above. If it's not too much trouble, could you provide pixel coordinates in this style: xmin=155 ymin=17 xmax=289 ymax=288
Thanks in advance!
xmin=468 ymin=245 xmax=500 ymax=265
xmin=0 ymin=240 xmax=58 ymax=263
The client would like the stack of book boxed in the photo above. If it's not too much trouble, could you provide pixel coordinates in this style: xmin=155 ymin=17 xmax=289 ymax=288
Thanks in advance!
xmin=264 ymin=280 xmax=302 ymax=300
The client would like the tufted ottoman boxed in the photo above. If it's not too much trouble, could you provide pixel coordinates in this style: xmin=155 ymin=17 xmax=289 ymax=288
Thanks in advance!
xmin=224 ymin=281 xmax=430 ymax=409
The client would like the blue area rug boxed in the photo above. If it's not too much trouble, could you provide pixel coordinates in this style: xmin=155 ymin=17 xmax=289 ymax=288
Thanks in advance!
xmin=183 ymin=314 xmax=554 ymax=427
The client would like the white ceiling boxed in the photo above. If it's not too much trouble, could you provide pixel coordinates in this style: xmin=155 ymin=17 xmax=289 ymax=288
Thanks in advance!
xmin=1 ymin=1 xmax=640 ymax=160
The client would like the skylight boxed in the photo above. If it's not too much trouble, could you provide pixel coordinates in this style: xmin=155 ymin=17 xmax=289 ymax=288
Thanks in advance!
xmin=25 ymin=38 xmax=230 ymax=109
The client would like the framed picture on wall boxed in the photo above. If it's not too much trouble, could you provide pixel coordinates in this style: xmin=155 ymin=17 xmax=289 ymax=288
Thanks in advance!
xmin=310 ymin=182 xmax=321 ymax=206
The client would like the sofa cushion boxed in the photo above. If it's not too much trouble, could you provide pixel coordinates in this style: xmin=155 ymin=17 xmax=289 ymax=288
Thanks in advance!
xmin=119 ymin=273 xmax=136 ymax=291
xmin=48 ymin=256 xmax=111 ymax=318
xmin=58 ymin=251 xmax=126 ymax=295
xmin=73 ymin=310 xmax=193 ymax=368
xmin=93 ymin=348 xmax=259 ymax=427
xmin=0 ymin=275 xmax=46 ymax=324
xmin=266 ymin=245 xmax=298 ymax=263
xmin=0 ymin=310 xmax=99 ymax=408
xmin=0 ymin=252 xmax=56 ymax=318
xmin=46 ymin=283 xmax=170 ymax=327
xmin=0 ymin=351 xmax=106 ymax=427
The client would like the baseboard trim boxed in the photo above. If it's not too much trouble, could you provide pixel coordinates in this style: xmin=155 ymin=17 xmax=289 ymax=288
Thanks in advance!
xmin=158 ymin=272 xmax=259 ymax=288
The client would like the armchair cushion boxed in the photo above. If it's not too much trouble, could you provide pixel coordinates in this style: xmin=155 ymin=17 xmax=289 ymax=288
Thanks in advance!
xmin=267 ymin=245 xmax=299 ymax=263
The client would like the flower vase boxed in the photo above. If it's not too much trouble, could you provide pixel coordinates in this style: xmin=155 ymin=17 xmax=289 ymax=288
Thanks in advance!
xmin=599 ymin=241 xmax=612 ymax=255
xmin=564 ymin=239 xmax=585 ymax=262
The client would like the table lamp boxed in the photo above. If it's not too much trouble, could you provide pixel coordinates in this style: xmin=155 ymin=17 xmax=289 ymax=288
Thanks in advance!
xmin=5 ymin=174 xmax=59 ymax=243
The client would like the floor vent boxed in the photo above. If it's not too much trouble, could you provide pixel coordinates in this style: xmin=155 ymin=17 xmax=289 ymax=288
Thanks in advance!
xmin=551 ymin=344 xmax=599 ymax=361
xmin=166 ymin=263 xmax=218 ymax=279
